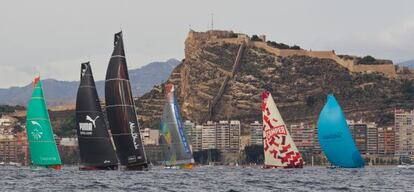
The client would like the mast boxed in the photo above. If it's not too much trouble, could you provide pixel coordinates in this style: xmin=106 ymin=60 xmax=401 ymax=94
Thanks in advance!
xmin=25 ymin=77 xmax=62 ymax=169
xmin=76 ymin=62 xmax=119 ymax=170
xmin=105 ymin=31 xmax=148 ymax=170
xmin=160 ymin=83 xmax=194 ymax=167
xmin=317 ymin=94 xmax=364 ymax=168
xmin=261 ymin=90 xmax=303 ymax=168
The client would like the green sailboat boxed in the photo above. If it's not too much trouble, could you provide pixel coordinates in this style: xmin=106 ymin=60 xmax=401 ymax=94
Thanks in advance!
xmin=25 ymin=77 xmax=62 ymax=170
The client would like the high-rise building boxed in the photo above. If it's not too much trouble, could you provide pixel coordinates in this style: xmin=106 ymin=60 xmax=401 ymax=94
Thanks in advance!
xmin=216 ymin=120 xmax=230 ymax=152
xmin=15 ymin=130 xmax=29 ymax=165
xmin=229 ymin=120 xmax=241 ymax=153
xmin=349 ymin=120 xmax=368 ymax=154
xmin=249 ymin=121 xmax=262 ymax=146
xmin=394 ymin=109 xmax=414 ymax=157
xmin=0 ymin=135 xmax=17 ymax=163
xmin=192 ymin=125 xmax=203 ymax=152
xmin=378 ymin=127 xmax=395 ymax=155
xmin=366 ymin=122 xmax=378 ymax=155
xmin=142 ymin=128 xmax=160 ymax=146
xmin=202 ymin=121 xmax=216 ymax=150
xmin=183 ymin=120 xmax=194 ymax=141
xmin=289 ymin=122 xmax=314 ymax=152
xmin=312 ymin=123 xmax=321 ymax=153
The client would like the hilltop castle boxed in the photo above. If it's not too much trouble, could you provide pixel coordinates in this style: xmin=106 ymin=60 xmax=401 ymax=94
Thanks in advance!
xmin=186 ymin=30 xmax=397 ymax=77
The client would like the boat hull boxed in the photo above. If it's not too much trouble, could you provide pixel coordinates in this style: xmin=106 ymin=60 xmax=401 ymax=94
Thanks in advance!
xmin=263 ymin=164 xmax=303 ymax=169
xmin=79 ymin=165 xmax=118 ymax=171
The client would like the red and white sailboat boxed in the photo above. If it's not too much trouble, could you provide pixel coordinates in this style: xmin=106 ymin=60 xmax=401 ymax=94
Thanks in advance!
xmin=261 ymin=90 xmax=303 ymax=168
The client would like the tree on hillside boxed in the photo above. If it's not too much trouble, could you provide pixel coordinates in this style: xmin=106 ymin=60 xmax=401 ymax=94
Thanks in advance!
xmin=358 ymin=55 xmax=376 ymax=64
xmin=251 ymin=35 xmax=261 ymax=41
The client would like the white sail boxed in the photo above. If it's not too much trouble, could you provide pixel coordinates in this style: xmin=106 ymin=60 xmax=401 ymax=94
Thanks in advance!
xmin=261 ymin=90 xmax=303 ymax=168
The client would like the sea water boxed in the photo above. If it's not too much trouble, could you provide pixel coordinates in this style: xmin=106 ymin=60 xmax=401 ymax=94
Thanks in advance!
xmin=0 ymin=166 xmax=412 ymax=191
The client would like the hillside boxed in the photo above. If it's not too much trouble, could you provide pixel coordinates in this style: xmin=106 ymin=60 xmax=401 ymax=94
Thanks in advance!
xmin=136 ymin=30 xmax=414 ymax=131
xmin=0 ymin=59 xmax=180 ymax=106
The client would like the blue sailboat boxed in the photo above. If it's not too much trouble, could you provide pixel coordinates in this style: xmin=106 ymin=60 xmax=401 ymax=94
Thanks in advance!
xmin=317 ymin=94 xmax=365 ymax=168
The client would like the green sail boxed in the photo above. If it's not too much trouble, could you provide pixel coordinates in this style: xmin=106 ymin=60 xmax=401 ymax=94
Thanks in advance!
xmin=26 ymin=80 xmax=62 ymax=167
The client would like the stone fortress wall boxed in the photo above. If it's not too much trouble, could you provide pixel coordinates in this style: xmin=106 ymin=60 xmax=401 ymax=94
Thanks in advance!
xmin=187 ymin=30 xmax=397 ymax=77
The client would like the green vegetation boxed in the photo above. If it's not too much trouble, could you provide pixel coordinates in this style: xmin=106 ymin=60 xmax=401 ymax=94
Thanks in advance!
xmin=0 ymin=105 xmax=25 ymax=114
xmin=356 ymin=55 xmax=392 ymax=65
xmin=266 ymin=41 xmax=301 ymax=50
xmin=306 ymin=96 xmax=317 ymax=107
xmin=358 ymin=55 xmax=376 ymax=64
xmin=402 ymin=80 xmax=414 ymax=100
xmin=240 ymin=60 xmax=260 ymax=77
xmin=57 ymin=113 xmax=76 ymax=137
xmin=250 ymin=35 xmax=262 ymax=41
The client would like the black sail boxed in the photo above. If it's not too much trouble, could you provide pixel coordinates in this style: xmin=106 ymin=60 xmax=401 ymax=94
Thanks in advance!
xmin=75 ymin=62 xmax=119 ymax=170
xmin=105 ymin=32 xmax=148 ymax=170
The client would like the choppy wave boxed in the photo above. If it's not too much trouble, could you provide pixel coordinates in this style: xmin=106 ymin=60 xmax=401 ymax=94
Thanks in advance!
xmin=0 ymin=166 xmax=412 ymax=191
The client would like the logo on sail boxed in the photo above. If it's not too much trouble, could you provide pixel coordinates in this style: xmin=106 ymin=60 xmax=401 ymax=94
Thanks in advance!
xmin=79 ymin=115 xmax=99 ymax=135
xmin=30 ymin=121 xmax=43 ymax=140
xmin=129 ymin=122 xmax=139 ymax=150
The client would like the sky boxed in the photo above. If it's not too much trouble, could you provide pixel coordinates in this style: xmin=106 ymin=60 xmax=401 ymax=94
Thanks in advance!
xmin=0 ymin=0 xmax=413 ymax=88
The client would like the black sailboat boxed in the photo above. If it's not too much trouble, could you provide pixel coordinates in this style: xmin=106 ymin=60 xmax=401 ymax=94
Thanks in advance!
xmin=105 ymin=32 xmax=148 ymax=170
xmin=75 ymin=62 xmax=119 ymax=170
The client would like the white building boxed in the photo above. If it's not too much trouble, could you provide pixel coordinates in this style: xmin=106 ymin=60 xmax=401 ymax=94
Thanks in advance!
xmin=60 ymin=137 xmax=78 ymax=147
xmin=141 ymin=128 xmax=160 ymax=145
xmin=249 ymin=121 xmax=262 ymax=146
xmin=202 ymin=121 xmax=216 ymax=150
xmin=229 ymin=120 xmax=240 ymax=153
xmin=395 ymin=109 xmax=414 ymax=157
xmin=183 ymin=120 xmax=194 ymax=140
xmin=191 ymin=125 xmax=203 ymax=152
xmin=216 ymin=120 xmax=230 ymax=152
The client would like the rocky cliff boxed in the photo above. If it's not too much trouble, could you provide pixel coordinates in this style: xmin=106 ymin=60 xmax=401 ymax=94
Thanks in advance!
xmin=137 ymin=30 xmax=414 ymax=131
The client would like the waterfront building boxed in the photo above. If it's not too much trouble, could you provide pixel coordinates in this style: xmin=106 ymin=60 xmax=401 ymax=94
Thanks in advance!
xmin=378 ymin=127 xmax=395 ymax=155
xmin=249 ymin=121 xmax=262 ymax=146
xmin=216 ymin=121 xmax=230 ymax=152
xmin=15 ymin=131 xmax=29 ymax=165
xmin=183 ymin=120 xmax=194 ymax=141
xmin=289 ymin=122 xmax=314 ymax=152
xmin=142 ymin=128 xmax=160 ymax=145
xmin=191 ymin=125 xmax=203 ymax=152
xmin=366 ymin=122 xmax=378 ymax=155
xmin=60 ymin=137 xmax=78 ymax=147
xmin=144 ymin=144 xmax=163 ymax=165
xmin=229 ymin=120 xmax=241 ymax=153
xmin=0 ymin=135 xmax=17 ymax=163
xmin=394 ymin=109 xmax=414 ymax=157
xmin=312 ymin=124 xmax=321 ymax=153
xmin=348 ymin=120 xmax=368 ymax=154
xmin=202 ymin=121 xmax=216 ymax=150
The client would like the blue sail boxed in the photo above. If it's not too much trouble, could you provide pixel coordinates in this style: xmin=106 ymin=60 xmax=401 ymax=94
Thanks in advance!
xmin=317 ymin=94 xmax=365 ymax=168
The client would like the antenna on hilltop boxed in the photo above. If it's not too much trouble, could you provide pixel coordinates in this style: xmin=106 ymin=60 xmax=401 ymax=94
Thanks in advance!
xmin=211 ymin=13 xmax=214 ymax=31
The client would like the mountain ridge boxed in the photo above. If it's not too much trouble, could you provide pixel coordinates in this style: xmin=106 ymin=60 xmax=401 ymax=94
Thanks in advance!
xmin=0 ymin=59 xmax=180 ymax=106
